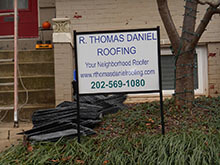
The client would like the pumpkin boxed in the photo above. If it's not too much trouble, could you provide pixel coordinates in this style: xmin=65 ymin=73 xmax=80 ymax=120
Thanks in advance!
xmin=42 ymin=21 xmax=51 ymax=29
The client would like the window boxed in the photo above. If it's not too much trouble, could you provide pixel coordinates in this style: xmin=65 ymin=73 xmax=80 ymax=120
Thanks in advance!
xmin=127 ymin=46 xmax=208 ymax=98
xmin=0 ymin=0 xmax=28 ymax=10
xmin=161 ymin=46 xmax=208 ymax=95
xmin=161 ymin=52 xmax=198 ymax=90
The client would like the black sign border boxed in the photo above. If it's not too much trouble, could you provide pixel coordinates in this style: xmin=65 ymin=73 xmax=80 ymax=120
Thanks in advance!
xmin=74 ymin=27 xmax=165 ymax=143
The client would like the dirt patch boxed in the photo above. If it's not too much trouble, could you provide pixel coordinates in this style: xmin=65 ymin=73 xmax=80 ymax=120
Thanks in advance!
xmin=0 ymin=122 xmax=32 ymax=152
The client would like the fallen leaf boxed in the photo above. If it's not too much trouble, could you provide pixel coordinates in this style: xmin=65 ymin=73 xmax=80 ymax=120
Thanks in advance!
xmin=76 ymin=159 xmax=85 ymax=164
xmin=103 ymin=160 xmax=109 ymax=164
xmin=62 ymin=156 xmax=71 ymax=161
xmin=51 ymin=159 xmax=59 ymax=162
xmin=149 ymin=118 xmax=154 ymax=123
xmin=27 ymin=144 xmax=33 ymax=152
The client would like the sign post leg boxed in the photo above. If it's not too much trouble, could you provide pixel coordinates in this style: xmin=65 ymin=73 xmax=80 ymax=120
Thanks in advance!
xmin=160 ymin=91 xmax=165 ymax=135
xmin=76 ymin=94 xmax=81 ymax=143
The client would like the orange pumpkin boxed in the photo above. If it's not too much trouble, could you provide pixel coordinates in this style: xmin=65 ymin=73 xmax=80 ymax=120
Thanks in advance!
xmin=42 ymin=21 xmax=51 ymax=29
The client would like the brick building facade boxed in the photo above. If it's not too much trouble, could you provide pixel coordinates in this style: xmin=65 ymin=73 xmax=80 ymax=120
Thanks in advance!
xmin=52 ymin=0 xmax=220 ymax=104
xmin=0 ymin=0 xmax=219 ymax=105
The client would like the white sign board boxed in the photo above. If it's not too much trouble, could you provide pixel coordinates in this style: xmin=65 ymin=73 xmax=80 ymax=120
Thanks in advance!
xmin=75 ymin=29 xmax=160 ymax=94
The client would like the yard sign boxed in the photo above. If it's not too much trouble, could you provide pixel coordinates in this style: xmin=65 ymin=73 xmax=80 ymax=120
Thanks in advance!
xmin=74 ymin=27 xmax=165 ymax=142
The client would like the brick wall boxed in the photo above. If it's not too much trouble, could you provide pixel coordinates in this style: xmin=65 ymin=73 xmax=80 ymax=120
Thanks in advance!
xmin=208 ymin=43 xmax=220 ymax=97
xmin=39 ymin=0 xmax=55 ymax=24
xmin=54 ymin=43 xmax=74 ymax=105
xmin=39 ymin=0 xmax=55 ymax=8
xmin=55 ymin=0 xmax=220 ymax=43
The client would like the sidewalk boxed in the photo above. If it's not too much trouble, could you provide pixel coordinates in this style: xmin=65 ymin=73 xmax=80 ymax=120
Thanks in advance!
xmin=0 ymin=122 xmax=32 ymax=152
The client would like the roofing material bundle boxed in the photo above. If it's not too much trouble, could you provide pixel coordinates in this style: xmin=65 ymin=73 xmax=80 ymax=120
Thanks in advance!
xmin=19 ymin=94 xmax=127 ymax=141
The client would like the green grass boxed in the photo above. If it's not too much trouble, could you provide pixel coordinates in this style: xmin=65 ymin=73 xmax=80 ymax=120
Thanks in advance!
xmin=0 ymin=96 xmax=219 ymax=165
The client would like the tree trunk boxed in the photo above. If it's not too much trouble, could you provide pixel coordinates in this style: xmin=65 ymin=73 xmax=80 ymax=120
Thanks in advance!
xmin=174 ymin=0 xmax=198 ymax=108
xmin=175 ymin=48 xmax=195 ymax=108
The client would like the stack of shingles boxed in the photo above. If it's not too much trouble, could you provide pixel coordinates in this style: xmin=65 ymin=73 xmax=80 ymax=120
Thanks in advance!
xmin=18 ymin=94 xmax=127 ymax=141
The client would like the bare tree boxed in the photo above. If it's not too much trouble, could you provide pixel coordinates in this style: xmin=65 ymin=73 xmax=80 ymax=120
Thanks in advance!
xmin=156 ymin=0 xmax=220 ymax=108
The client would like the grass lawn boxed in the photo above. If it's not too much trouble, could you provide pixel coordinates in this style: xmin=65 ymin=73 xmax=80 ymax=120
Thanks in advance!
xmin=0 ymin=96 xmax=219 ymax=164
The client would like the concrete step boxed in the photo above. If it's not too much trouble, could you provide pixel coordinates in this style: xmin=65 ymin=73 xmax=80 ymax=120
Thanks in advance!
xmin=0 ymin=89 xmax=55 ymax=105
xmin=0 ymin=62 xmax=54 ymax=77
xmin=0 ymin=104 xmax=55 ymax=122
xmin=0 ymin=75 xmax=54 ymax=91
xmin=0 ymin=50 xmax=55 ymax=121
xmin=0 ymin=50 xmax=54 ymax=62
